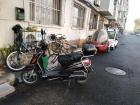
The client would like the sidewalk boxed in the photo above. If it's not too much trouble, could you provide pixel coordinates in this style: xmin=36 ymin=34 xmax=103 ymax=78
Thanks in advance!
xmin=0 ymin=66 xmax=15 ymax=98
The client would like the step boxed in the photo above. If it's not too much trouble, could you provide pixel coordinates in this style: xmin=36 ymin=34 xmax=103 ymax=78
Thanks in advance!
xmin=0 ymin=83 xmax=15 ymax=98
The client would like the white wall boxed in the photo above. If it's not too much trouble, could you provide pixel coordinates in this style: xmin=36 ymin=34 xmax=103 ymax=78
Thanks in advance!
xmin=89 ymin=0 xmax=94 ymax=4
xmin=108 ymin=0 xmax=114 ymax=15
xmin=0 ymin=0 xmax=29 ymax=48
xmin=0 ymin=0 xmax=96 ymax=48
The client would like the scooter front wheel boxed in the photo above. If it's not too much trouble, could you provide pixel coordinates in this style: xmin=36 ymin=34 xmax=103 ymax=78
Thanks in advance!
xmin=21 ymin=69 xmax=39 ymax=85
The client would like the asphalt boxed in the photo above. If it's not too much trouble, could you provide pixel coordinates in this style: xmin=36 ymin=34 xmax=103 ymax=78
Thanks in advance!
xmin=0 ymin=34 xmax=140 ymax=105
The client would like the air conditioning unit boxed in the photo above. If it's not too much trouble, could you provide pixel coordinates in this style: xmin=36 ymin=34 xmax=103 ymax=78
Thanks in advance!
xmin=94 ymin=0 xmax=100 ymax=7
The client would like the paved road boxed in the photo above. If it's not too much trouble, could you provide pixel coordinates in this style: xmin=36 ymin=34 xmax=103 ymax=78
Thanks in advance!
xmin=1 ymin=34 xmax=140 ymax=105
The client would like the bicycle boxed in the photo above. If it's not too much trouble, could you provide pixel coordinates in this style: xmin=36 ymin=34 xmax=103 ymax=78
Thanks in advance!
xmin=6 ymin=25 xmax=40 ymax=71
xmin=47 ymin=34 xmax=78 ymax=70
xmin=49 ymin=34 xmax=73 ymax=54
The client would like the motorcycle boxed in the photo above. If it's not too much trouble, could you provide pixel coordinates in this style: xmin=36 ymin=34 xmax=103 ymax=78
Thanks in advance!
xmin=21 ymin=40 xmax=95 ymax=85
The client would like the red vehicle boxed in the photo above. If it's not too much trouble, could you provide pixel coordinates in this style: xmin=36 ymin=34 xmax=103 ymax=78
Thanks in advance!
xmin=93 ymin=29 xmax=109 ymax=53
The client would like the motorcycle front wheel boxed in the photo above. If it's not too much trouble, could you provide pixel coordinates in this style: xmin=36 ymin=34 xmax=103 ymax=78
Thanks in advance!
xmin=21 ymin=69 xmax=39 ymax=84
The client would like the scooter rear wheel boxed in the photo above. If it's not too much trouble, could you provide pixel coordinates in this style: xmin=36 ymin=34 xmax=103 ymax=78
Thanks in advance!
xmin=76 ymin=72 xmax=88 ymax=84
xmin=76 ymin=77 xmax=88 ymax=84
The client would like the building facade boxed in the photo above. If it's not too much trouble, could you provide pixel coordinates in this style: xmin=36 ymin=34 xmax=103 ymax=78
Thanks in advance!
xmin=117 ymin=0 xmax=129 ymax=29
xmin=0 ymin=0 xmax=100 ymax=48
xmin=0 ymin=0 xmax=128 ymax=48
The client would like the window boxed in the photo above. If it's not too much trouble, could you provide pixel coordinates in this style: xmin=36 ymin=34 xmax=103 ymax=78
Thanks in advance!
xmin=89 ymin=12 xmax=98 ymax=30
xmin=94 ymin=0 xmax=100 ymax=7
xmin=114 ymin=0 xmax=117 ymax=5
xmin=73 ymin=3 xmax=85 ymax=28
xmin=29 ymin=0 xmax=61 ymax=25
xmin=30 ymin=0 xmax=35 ymax=21
xmin=26 ymin=34 xmax=36 ymax=45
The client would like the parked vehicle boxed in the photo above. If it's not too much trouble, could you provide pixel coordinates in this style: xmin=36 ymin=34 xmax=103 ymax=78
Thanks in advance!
xmin=93 ymin=29 xmax=109 ymax=53
xmin=107 ymin=29 xmax=118 ymax=50
xmin=6 ymin=25 xmax=29 ymax=71
xmin=21 ymin=40 xmax=94 ymax=85
xmin=135 ymin=31 xmax=140 ymax=36
xmin=82 ymin=35 xmax=97 ymax=55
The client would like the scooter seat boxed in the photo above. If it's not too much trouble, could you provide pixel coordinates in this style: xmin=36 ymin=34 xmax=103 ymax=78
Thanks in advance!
xmin=58 ymin=52 xmax=82 ymax=66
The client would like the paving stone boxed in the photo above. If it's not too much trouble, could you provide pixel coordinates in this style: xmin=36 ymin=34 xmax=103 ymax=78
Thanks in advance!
xmin=0 ymin=73 xmax=15 ymax=85
xmin=0 ymin=83 xmax=15 ymax=98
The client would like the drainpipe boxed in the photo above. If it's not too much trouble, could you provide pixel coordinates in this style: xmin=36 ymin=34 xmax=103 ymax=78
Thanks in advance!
xmin=22 ymin=0 xmax=30 ymax=27
xmin=23 ymin=0 xmax=25 ymax=8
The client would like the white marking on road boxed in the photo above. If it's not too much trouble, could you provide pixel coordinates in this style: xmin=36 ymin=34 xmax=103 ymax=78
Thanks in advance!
xmin=105 ymin=67 xmax=126 ymax=76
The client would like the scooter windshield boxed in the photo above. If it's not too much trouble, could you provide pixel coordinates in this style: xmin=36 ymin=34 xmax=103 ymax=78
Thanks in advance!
xmin=93 ymin=29 xmax=108 ymax=43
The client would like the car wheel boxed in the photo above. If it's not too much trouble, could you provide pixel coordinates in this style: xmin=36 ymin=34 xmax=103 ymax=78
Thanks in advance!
xmin=107 ymin=47 xmax=110 ymax=53
xmin=111 ymin=47 xmax=114 ymax=50
xmin=113 ymin=46 xmax=115 ymax=50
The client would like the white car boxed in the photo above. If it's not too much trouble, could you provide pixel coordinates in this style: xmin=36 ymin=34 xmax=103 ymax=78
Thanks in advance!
xmin=107 ymin=30 xmax=118 ymax=50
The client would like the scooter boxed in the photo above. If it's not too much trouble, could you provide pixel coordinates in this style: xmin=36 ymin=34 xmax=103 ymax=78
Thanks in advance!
xmin=21 ymin=40 xmax=94 ymax=85
xmin=93 ymin=29 xmax=109 ymax=53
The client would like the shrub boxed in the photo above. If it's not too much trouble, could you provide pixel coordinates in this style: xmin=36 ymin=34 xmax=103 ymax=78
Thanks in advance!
xmin=0 ymin=45 xmax=15 ymax=65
